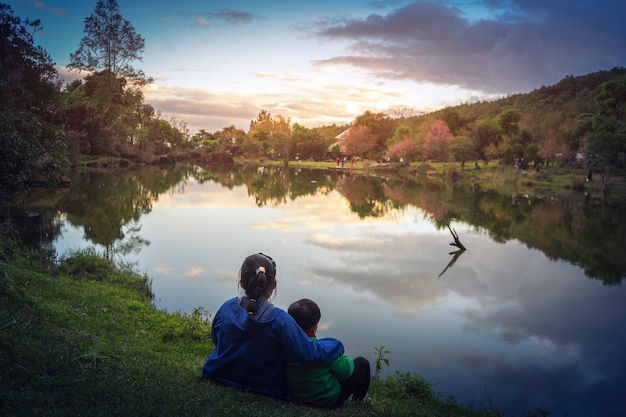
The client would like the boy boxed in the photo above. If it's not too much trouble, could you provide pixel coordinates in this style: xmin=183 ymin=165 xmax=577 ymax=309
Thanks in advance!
xmin=285 ymin=298 xmax=373 ymax=407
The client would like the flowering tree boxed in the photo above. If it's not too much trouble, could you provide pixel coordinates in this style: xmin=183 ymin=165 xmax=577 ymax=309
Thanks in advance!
xmin=423 ymin=120 xmax=455 ymax=162
xmin=387 ymin=138 xmax=419 ymax=161
xmin=342 ymin=125 xmax=378 ymax=157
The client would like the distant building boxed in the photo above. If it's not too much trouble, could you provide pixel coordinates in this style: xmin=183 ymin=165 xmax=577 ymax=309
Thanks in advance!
xmin=326 ymin=127 xmax=351 ymax=158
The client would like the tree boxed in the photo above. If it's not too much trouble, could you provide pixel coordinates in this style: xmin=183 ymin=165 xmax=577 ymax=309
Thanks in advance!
xmin=497 ymin=109 xmax=521 ymax=138
xmin=0 ymin=3 xmax=67 ymax=199
xmin=247 ymin=110 xmax=293 ymax=164
xmin=341 ymin=125 xmax=378 ymax=157
xmin=387 ymin=125 xmax=414 ymax=146
xmin=471 ymin=120 xmax=500 ymax=162
xmin=68 ymin=0 xmax=151 ymax=85
xmin=353 ymin=110 xmax=394 ymax=154
xmin=495 ymin=109 xmax=523 ymax=164
xmin=64 ymin=0 xmax=157 ymax=156
xmin=212 ymin=125 xmax=246 ymax=155
xmin=538 ymin=131 xmax=567 ymax=167
xmin=63 ymin=70 xmax=146 ymax=154
xmin=524 ymin=143 xmax=539 ymax=165
xmin=423 ymin=120 xmax=455 ymax=163
xmin=292 ymin=124 xmax=327 ymax=160
xmin=439 ymin=108 xmax=466 ymax=136
xmin=451 ymin=136 xmax=477 ymax=170
xmin=586 ymin=76 xmax=626 ymax=190
xmin=387 ymin=125 xmax=420 ymax=161
xmin=387 ymin=138 xmax=419 ymax=162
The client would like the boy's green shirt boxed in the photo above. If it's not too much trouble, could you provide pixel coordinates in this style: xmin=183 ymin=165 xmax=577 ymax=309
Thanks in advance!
xmin=285 ymin=336 xmax=355 ymax=406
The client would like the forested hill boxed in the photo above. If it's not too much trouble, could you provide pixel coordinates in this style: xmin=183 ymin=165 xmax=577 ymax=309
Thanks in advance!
xmin=368 ymin=66 xmax=624 ymax=170
xmin=446 ymin=66 xmax=626 ymax=122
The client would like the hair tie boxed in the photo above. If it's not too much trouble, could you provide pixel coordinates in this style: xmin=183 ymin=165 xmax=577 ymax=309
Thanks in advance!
xmin=256 ymin=266 xmax=265 ymax=274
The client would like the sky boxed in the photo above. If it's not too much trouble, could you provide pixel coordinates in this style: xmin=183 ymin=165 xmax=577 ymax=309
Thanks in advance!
xmin=7 ymin=0 xmax=626 ymax=134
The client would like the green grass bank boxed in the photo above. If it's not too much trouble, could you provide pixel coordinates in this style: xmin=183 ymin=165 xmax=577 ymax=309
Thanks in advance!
xmin=1 ymin=224 xmax=549 ymax=417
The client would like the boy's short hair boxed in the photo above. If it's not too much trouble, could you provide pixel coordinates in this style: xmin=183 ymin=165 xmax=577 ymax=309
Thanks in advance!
xmin=288 ymin=298 xmax=321 ymax=333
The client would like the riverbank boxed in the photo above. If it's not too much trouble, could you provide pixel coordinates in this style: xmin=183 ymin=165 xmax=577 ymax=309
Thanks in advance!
xmin=247 ymin=157 xmax=626 ymax=200
xmin=0 ymin=226 xmax=509 ymax=417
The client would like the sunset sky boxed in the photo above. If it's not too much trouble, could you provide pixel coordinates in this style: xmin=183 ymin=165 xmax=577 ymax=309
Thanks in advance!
xmin=7 ymin=0 xmax=626 ymax=134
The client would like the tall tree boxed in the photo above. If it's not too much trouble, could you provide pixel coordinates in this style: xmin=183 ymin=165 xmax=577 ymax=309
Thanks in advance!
xmin=423 ymin=120 xmax=455 ymax=163
xmin=65 ymin=1 xmax=157 ymax=155
xmin=247 ymin=110 xmax=293 ymax=163
xmin=68 ymin=0 xmax=151 ymax=85
xmin=586 ymin=76 xmax=626 ymax=186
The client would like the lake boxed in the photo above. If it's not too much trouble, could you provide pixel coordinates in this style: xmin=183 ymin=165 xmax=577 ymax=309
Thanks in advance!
xmin=5 ymin=163 xmax=626 ymax=417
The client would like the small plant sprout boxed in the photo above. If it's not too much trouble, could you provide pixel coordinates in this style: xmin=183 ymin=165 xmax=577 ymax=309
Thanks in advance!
xmin=374 ymin=345 xmax=390 ymax=378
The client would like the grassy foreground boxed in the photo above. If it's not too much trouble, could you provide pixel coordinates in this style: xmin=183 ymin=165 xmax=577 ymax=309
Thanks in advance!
xmin=1 ymin=225 xmax=526 ymax=417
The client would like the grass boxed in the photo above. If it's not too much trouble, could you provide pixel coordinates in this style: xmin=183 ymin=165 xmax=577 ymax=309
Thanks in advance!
xmin=0 ymin=223 xmax=553 ymax=417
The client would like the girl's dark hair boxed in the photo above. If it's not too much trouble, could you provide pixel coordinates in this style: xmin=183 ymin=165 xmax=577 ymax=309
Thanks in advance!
xmin=288 ymin=298 xmax=321 ymax=333
xmin=240 ymin=253 xmax=277 ymax=316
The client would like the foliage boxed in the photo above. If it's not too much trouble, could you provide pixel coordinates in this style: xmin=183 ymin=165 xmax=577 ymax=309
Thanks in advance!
xmin=342 ymin=125 xmax=379 ymax=157
xmin=161 ymin=307 xmax=212 ymax=341
xmin=68 ymin=0 xmax=151 ymax=85
xmin=439 ymin=108 xmax=468 ymax=136
xmin=0 ymin=3 xmax=68 ymax=199
xmin=497 ymin=108 xmax=522 ymax=137
xmin=0 ymin=220 xmax=34 ymax=268
xmin=423 ymin=119 xmax=455 ymax=162
xmin=471 ymin=119 xmax=500 ymax=161
xmin=451 ymin=136 xmax=478 ymax=168
xmin=387 ymin=137 xmax=420 ymax=161
xmin=355 ymin=110 xmax=395 ymax=147
xmin=292 ymin=123 xmax=332 ymax=161
xmin=383 ymin=371 xmax=432 ymax=400
xmin=247 ymin=110 xmax=294 ymax=163
xmin=56 ymin=248 xmax=154 ymax=298
xmin=586 ymin=76 xmax=626 ymax=173
xmin=374 ymin=345 xmax=390 ymax=377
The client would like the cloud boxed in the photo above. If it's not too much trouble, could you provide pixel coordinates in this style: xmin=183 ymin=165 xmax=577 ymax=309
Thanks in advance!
xmin=207 ymin=9 xmax=260 ymax=25
xmin=154 ymin=264 xmax=174 ymax=274
xmin=142 ymin=74 xmax=422 ymax=132
xmin=184 ymin=265 xmax=206 ymax=277
xmin=311 ymin=0 xmax=626 ymax=94
xmin=34 ymin=1 xmax=67 ymax=16
xmin=190 ymin=9 xmax=262 ymax=27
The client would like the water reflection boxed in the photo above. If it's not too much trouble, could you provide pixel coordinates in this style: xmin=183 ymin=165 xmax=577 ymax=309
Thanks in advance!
xmin=3 ymin=164 xmax=625 ymax=417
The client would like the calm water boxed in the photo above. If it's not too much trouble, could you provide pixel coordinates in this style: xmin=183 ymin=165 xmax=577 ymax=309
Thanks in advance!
xmin=6 ymin=164 xmax=626 ymax=417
